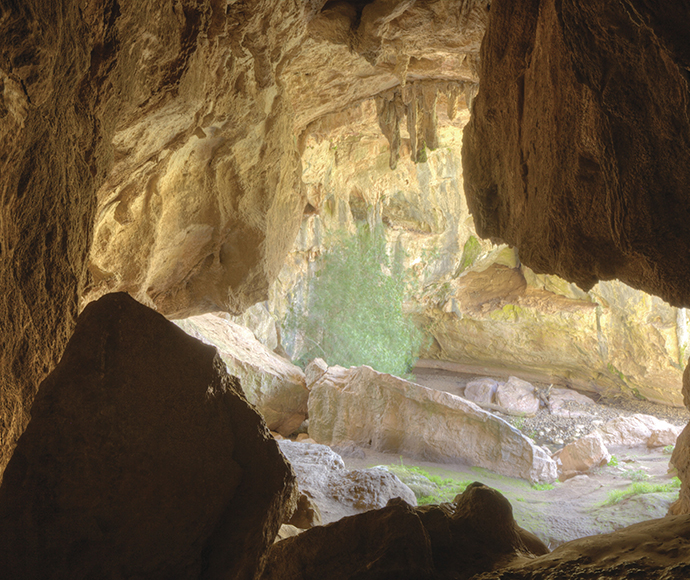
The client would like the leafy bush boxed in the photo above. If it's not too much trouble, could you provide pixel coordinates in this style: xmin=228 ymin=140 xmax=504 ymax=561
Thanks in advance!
xmin=284 ymin=224 xmax=423 ymax=376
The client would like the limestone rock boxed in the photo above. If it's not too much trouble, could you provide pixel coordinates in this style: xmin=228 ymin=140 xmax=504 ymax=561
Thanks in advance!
xmin=495 ymin=376 xmax=540 ymax=417
xmin=261 ymin=483 xmax=549 ymax=580
xmin=305 ymin=358 xmax=329 ymax=389
xmin=465 ymin=378 xmax=499 ymax=406
xmin=670 ymin=363 xmax=690 ymax=515
xmin=175 ymin=313 xmax=308 ymax=436
xmin=278 ymin=440 xmax=416 ymax=524
xmin=261 ymin=498 xmax=434 ymax=580
xmin=274 ymin=525 xmax=302 ymax=544
xmin=553 ymin=432 xmax=610 ymax=482
xmin=463 ymin=0 xmax=690 ymax=309
xmin=548 ymin=388 xmax=596 ymax=418
xmin=473 ymin=514 xmax=690 ymax=579
xmin=308 ymin=365 xmax=557 ymax=483
xmin=597 ymin=414 xmax=682 ymax=448
xmin=285 ymin=492 xmax=322 ymax=530
xmin=0 ymin=293 xmax=297 ymax=579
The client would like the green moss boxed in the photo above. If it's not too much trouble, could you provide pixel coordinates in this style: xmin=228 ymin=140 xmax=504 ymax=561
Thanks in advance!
xmin=531 ymin=483 xmax=555 ymax=491
xmin=386 ymin=461 xmax=473 ymax=505
xmin=456 ymin=235 xmax=482 ymax=276
xmin=602 ymin=478 xmax=681 ymax=506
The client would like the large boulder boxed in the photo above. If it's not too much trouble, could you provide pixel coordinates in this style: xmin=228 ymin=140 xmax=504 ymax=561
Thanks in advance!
xmin=261 ymin=483 xmax=548 ymax=580
xmin=278 ymin=440 xmax=416 ymax=524
xmin=0 ymin=293 xmax=297 ymax=580
xmin=175 ymin=313 xmax=308 ymax=436
xmin=596 ymin=414 xmax=683 ymax=448
xmin=495 ymin=376 xmax=540 ymax=417
xmin=548 ymin=387 xmax=597 ymax=418
xmin=553 ymin=432 xmax=610 ymax=481
xmin=308 ymin=365 xmax=557 ymax=483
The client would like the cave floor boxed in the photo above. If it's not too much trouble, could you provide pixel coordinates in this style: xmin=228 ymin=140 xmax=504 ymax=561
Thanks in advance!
xmin=341 ymin=443 xmax=678 ymax=549
xmin=334 ymin=366 xmax=689 ymax=549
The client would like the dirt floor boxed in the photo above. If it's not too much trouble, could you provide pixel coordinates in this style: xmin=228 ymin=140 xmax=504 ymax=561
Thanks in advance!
xmin=338 ymin=367 xmax=689 ymax=549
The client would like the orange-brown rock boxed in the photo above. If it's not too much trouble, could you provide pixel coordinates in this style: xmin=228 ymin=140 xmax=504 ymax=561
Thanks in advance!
xmin=463 ymin=0 xmax=690 ymax=308
xmin=261 ymin=483 xmax=548 ymax=580
xmin=0 ymin=293 xmax=297 ymax=579
xmin=473 ymin=514 xmax=690 ymax=579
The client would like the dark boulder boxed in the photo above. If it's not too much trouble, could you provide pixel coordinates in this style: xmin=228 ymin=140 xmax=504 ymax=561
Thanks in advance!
xmin=0 ymin=292 xmax=297 ymax=579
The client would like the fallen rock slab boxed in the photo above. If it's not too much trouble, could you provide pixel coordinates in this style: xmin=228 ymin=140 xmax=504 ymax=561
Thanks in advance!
xmin=308 ymin=365 xmax=557 ymax=483
xmin=175 ymin=313 xmax=308 ymax=436
xmin=278 ymin=440 xmax=416 ymax=524
xmin=596 ymin=414 xmax=683 ymax=448
xmin=0 ymin=293 xmax=297 ymax=580
xmin=553 ymin=432 xmax=610 ymax=481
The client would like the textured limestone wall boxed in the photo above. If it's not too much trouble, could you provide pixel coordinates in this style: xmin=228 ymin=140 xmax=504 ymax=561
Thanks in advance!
xmin=0 ymin=0 xmax=313 ymax=476
xmin=1 ymin=0 xmax=488 ymax=476
xmin=261 ymin=97 xmax=687 ymax=407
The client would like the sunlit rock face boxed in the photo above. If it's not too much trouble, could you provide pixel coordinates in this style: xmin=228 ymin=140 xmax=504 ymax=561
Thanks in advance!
xmin=0 ymin=0 xmax=488 ymax=473
xmin=263 ymin=97 xmax=688 ymax=407
xmin=463 ymin=0 xmax=690 ymax=309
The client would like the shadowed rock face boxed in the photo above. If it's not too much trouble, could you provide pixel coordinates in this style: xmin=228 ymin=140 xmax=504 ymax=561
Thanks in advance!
xmin=0 ymin=293 xmax=297 ymax=579
xmin=463 ymin=0 xmax=690 ymax=308
xmin=261 ymin=483 xmax=548 ymax=580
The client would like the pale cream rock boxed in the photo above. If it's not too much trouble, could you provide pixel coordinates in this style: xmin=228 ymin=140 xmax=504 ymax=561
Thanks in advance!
xmin=464 ymin=378 xmax=498 ymax=406
xmin=174 ymin=313 xmax=308 ymax=436
xmin=553 ymin=432 xmax=610 ymax=481
xmin=308 ymin=365 xmax=557 ymax=483
xmin=596 ymin=414 xmax=683 ymax=448
xmin=278 ymin=440 xmax=416 ymax=524
xmin=305 ymin=358 xmax=329 ymax=389
xmin=495 ymin=376 xmax=540 ymax=417
xmin=548 ymin=388 xmax=596 ymax=418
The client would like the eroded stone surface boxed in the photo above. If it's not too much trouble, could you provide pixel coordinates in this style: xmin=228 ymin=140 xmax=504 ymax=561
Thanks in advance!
xmin=175 ymin=313 xmax=308 ymax=436
xmin=473 ymin=514 xmax=690 ymax=580
xmin=463 ymin=0 xmax=690 ymax=309
xmin=308 ymin=365 xmax=557 ymax=483
xmin=0 ymin=293 xmax=297 ymax=579
xmin=278 ymin=440 xmax=416 ymax=524
xmin=261 ymin=483 xmax=548 ymax=580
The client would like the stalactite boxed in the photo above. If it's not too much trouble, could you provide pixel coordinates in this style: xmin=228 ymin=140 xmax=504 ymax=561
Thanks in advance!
xmin=375 ymin=89 xmax=404 ymax=170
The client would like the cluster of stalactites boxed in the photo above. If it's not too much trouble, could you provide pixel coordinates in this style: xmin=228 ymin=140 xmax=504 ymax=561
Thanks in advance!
xmin=375 ymin=80 xmax=478 ymax=169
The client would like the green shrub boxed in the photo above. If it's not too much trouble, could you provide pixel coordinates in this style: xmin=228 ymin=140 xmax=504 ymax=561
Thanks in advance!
xmin=623 ymin=468 xmax=649 ymax=482
xmin=607 ymin=455 xmax=619 ymax=467
xmin=284 ymin=224 xmax=423 ymax=376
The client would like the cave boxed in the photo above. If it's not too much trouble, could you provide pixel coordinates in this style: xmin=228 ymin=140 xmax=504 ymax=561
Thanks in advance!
xmin=2 ymin=0 xmax=690 ymax=578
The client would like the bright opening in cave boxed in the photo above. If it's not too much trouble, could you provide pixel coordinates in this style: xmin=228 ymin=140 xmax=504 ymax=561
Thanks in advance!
xmin=173 ymin=94 xmax=690 ymax=548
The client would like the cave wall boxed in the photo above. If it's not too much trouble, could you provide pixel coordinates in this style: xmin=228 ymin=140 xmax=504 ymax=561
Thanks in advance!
xmin=0 ymin=0 xmax=315 ymax=476
xmin=462 ymin=0 xmax=690 ymax=308
xmin=0 ymin=0 xmax=488 ymax=475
